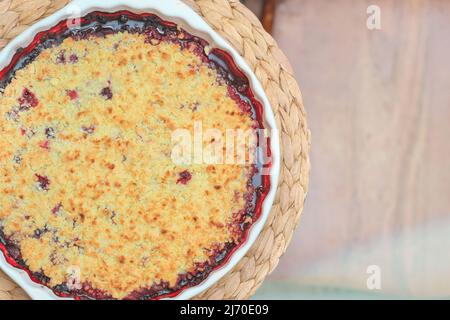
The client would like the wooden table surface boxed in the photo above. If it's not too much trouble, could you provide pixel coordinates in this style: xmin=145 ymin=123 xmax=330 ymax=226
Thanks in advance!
xmin=259 ymin=0 xmax=450 ymax=298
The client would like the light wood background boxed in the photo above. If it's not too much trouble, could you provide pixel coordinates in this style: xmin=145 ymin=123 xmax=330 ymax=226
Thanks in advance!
xmin=255 ymin=0 xmax=450 ymax=298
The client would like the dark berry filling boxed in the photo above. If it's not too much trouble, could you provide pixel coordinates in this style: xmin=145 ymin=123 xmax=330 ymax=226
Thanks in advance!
xmin=35 ymin=174 xmax=50 ymax=191
xmin=56 ymin=50 xmax=66 ymax=64
xmin=81 ymin=125 xmax=96 ymax=135
xmin=69 ymin=54 xmax=79 ymax=63
xmin=176 ymin=170 xmax=192 ymax=185
xmin=100 ymin=86 xmax=113 ymax=100
xmin=66 ymin=89 xmax=78 ymax=100
xmin=18 ymin=88 xmax=39 ymax=110
xmin=39 ymin=140 xmax=50 ymax=150
xmin=45 ymin=127 xmax=56 ymax=139
xmin=51 ymin=203 xmax=62 ymax=215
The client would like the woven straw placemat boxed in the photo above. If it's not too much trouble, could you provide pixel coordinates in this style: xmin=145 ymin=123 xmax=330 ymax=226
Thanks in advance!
xmin=0 ymin=0 xmax=310 ymax=300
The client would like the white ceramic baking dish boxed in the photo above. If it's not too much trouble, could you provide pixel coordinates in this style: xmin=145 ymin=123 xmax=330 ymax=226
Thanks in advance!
xmin=0 ymin=0 xmax=280 ymax=300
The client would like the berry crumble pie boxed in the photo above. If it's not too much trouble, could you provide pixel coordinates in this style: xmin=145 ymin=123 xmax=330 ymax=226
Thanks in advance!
xmin=0 ymin=11 xmax=270 ymax=299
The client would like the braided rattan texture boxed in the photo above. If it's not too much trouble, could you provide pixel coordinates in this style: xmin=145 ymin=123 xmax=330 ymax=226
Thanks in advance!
xmin=0 ymin=0 xmax=310 ymax=300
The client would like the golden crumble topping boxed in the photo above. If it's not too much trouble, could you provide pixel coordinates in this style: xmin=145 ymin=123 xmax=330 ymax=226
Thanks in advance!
xmin=0 ymin=31 xmax=257 ymax=299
